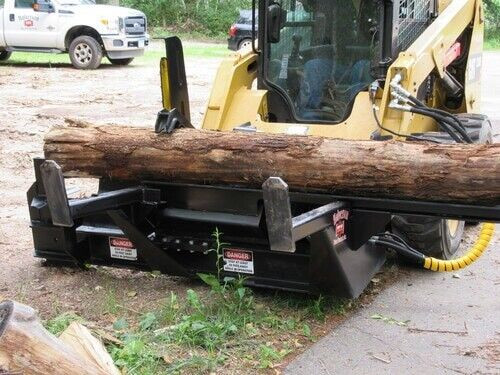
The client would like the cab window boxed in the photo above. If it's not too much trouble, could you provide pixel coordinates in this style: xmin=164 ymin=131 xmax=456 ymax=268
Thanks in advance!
xmin=265 ymin=0 xmax=379 ymax=123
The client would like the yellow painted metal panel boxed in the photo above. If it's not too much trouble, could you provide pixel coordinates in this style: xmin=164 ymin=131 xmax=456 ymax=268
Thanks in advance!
xmin=464 ymin=0 xmax=484 ymax=112
xmin=199 ymin=0 xmax=480 ymax=142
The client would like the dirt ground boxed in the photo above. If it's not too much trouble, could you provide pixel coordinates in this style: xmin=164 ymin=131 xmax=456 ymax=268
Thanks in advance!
xmin=0 ymin=46 xmax=222 ymax=319
xmin=0 ymin=46 xmax=498 ymax=373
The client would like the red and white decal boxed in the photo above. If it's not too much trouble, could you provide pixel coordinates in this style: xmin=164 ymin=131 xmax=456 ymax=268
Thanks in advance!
xmin=223 ymin=248 xmax=254 ymax=274
xmin=335 ymin=220 xmax=345 ymax=239
xmin=109 ymin=237 xmax=137 ymax=261
xmin=18 ymin=15 xmax=39 ymax=29
xmin=333 ymin=209 xmax=349 ymax=245
xmin=333 ymin=209 xmax=349 ymax=225
xmin=443 ymin=42 xmax=461 ymax=68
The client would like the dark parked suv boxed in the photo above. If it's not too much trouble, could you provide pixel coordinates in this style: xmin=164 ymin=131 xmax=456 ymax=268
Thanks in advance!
xmin=227 ymin=10 xmax=257 ymax=51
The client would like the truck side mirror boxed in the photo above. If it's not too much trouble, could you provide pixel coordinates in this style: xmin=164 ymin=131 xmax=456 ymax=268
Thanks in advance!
xmin=267 ymin=3 xmax=286 ymax=44
xmin=32 ymin=0 xmax=54 ymax=13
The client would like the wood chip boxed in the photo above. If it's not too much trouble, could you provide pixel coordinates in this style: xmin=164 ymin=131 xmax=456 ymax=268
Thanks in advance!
xmin=371 ymin=354 xmax=391 ymax=364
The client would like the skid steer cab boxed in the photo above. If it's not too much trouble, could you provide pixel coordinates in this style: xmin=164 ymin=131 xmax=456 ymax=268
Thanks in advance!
xmin=28 ymin=157 xmax=498 ymax=298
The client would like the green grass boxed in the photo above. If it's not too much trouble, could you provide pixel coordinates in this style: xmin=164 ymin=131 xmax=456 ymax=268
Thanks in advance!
xmin=149 ymin=28 xmax=227 ymax=43
xmin=0 ymin=44 xmax=229 ymax=67
xmin=39 ymin=230 xmax=351 ymax=374
xmin=140 ymin=44 xmax=229 ymax=61
xmin=105 ymin=231 xmax=347 ymax=374
xmin=105 ymin=279 xmax=346 ymax=374
xmin=485 ymin=32 xmax=500 ymax=50
xmin=45 ymin=311 xmax=83 ymax=335
xmin=101 ymin=231 xmax=349 ymax=374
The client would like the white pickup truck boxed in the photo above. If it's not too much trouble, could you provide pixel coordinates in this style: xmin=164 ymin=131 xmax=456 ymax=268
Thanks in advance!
xmin=0 ymin=0 xmax=149 ymax=69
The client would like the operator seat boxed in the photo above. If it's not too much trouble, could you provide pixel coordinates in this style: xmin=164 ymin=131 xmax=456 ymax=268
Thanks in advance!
xmin=299 ymin=54 xmax=371 ymax=122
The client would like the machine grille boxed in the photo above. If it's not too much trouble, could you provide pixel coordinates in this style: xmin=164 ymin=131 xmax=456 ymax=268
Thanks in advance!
xmin=125 ymin=16 xmax=146 ymax=35
xmin=397 ymin=0 xmax=433 ymax=51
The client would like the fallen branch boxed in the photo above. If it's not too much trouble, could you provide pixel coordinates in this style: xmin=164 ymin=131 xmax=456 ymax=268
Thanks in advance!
xmin=407 ymin=327 xmax=468 ymax=336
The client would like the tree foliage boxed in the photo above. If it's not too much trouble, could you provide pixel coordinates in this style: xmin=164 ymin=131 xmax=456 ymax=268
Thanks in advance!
xmin=484 ymin=0 xmax=500 ymax=30
xmin=120 ymin=0 xmax=252 ymax=37
xmin=102 ymin=0 xmax=499 ymax=41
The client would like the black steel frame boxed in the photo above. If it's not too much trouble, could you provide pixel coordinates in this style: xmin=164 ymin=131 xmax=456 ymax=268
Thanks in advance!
xmin=28 ymin=157 xmax=499 ymax=298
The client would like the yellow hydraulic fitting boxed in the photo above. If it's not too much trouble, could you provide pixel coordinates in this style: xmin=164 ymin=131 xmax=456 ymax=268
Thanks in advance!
xmin=423 ymin=223 xmax=495 ymax=272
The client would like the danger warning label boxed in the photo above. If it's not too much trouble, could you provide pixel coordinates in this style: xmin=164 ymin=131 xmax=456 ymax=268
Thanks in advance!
xmin=333 ymin=209 xmax=349 ymax=245
xmin=223 ymin=248 xmax=254 ymax=275
xmin=109 ymin=237 xmax=137 ymax=261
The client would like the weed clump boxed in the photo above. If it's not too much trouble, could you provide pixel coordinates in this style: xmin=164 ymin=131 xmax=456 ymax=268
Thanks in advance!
xmin=106 ymin=229 xmax=349 ymax=374
xmin=45 ymin=312 xmax=83 ymax=335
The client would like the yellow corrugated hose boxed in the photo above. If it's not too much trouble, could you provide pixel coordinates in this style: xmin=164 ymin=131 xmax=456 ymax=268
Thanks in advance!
xmin=423 ymin=223 xmax=495 ymax=272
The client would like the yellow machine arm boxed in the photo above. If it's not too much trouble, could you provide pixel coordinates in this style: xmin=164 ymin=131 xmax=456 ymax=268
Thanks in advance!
xmin=379 ymin=0 xmax=484 ymax=136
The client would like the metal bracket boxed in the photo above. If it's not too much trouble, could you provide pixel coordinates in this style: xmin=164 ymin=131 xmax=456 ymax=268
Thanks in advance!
xmin=292 ymin=202 xmax=346 ymax=242
xmin=155 ymin=108 xmax=193 ymax=134
xmin=263 ymin=177 xmax=346 ymax=253
xmin=40 ymin=160 xmax=73 ymax=227
xmin=164 ymin=36 xmax=191 ymax=122
xmin=263 ymin=177 xmax=295 ymax=252
xmin=108 ymin=209 xmax=191 ymax=277
xmin=40 ymin=160 xmax=161 ymax=227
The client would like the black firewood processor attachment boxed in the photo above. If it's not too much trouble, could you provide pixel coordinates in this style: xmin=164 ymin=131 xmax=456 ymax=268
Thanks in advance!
xmin=27 ymin=37 xmax=499 ymax=298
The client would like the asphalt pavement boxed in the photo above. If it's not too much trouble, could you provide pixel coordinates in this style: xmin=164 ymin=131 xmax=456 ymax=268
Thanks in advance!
xmin=286 ymin=51 xmax=500 ymax=375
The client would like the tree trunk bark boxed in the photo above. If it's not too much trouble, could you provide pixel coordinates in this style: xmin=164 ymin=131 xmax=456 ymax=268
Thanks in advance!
xmin=0 ymin=301 xmax=109 ymax=375
xmin=43 ymin=123 xmax=500 ymax=204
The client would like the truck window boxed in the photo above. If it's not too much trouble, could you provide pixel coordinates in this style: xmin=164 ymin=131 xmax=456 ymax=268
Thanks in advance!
xmin=15 ymin=0 xmax=35 ymax=8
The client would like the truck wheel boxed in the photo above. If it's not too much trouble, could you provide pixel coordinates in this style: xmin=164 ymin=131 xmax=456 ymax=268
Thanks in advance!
xmin=69 ymin=35 xmax=103 ymax=70
xmin=391 ymin=114 xmax=492 ymax=259
xmin=455 ymin=113 xmax=493 ymax=144
xmin=108 ymin=57 xmax=134 ymax=66
xmin=0 ymin=51 xmax=12 ymax=61
xmin=238 ymin=39 xmax=252 ymax=50
xmin=392 ymin=216 xmax=464 ymax=259
xmin=455 ymin=114 xmax=492 ymax=225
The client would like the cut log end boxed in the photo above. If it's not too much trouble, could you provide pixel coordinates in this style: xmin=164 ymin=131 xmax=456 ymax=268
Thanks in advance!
xmin=0 ymin=300 xmax=110 ymax=375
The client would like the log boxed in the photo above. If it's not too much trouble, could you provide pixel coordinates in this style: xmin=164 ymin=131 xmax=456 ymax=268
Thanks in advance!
xmin=0 ymin=300 xmax=109 ymax=375
xmin=59 ymin=322 xmax=121 ymax=375
xmin=43 ymin=122 xmax=500 ymax=204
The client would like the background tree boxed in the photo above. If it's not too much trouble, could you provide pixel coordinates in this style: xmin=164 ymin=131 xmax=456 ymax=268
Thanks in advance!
xmin=484 ymin=0 xmax=500 ymax=29
xmin=120 ymin=0 xmax=251 ymax=37
xmin=484 ymin=0 xmax=500 ymax=47
xmin=98 ymin=0 xmax=499 ymax=43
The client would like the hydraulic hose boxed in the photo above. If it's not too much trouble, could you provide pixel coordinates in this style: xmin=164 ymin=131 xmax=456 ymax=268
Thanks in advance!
xmin=408 ymin=97 xmax=472 ymax=142
xmin=404 ymin=92 xmax=467 ymax=135
xmin=409 ymin=107 xmax=472 ymax=143
xmin=424 ymin=107 xmax=469 ymax=136
xmin=389 ymin=79 xmax=473 ymax=143
xmin=372 ymin=223 xmax=495 ymax=272
xmin=375 ymin=239 xmax=425 ymax=265
xmin=423 ymin=223 xmax=495 ymax=272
